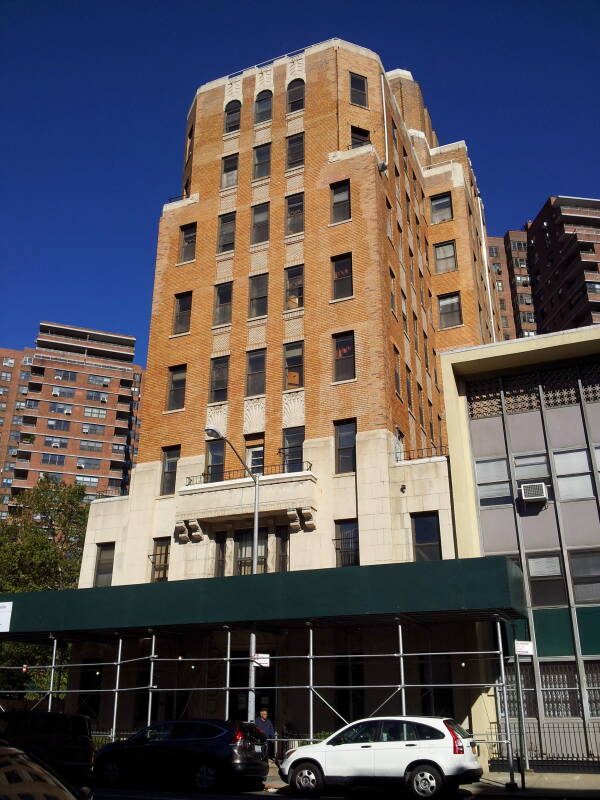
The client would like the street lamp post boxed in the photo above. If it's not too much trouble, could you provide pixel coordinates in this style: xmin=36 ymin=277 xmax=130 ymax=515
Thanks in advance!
xmin=205 ymin=426 xmax=260 ymax=723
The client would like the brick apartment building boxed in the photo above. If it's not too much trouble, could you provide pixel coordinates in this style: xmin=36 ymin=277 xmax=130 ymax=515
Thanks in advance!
xmin=527 ymin=196 xmax=600 ymax=332
xmin=487 ymin=231 xmax=534 ymax=340
xmin=487 ymin=235 xmax=516 ymax=339
xmin=0 ymin=322 xmax=142 ymax=517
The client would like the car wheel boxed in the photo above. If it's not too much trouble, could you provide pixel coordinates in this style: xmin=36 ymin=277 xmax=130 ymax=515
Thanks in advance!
xmin=290 ymin=761 xmax=324 ymax=797
xmin=407 ymin=764 xmax=444 ymax=798
xmin=193 ymin=761 xmax=218 ymax=791
xmin=97 ymin=758 xmax=121 ymax=787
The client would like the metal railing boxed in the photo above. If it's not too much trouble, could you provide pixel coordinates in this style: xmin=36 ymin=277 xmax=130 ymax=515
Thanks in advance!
xmin=489 ymin=719 xmax=600 ymax=764
xmin=396 ymin=446 xmax=448 ymax=462
xmin=186 ymin=461 xmax=313 ymax=486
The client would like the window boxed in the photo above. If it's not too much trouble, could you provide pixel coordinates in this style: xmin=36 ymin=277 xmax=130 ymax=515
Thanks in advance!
xmin=332 ymin=253 xmax=353 ymax=299
xmin=41 ymin=452 xmax=65 ymax=466
xmin=554 ymin=449 xmax=594 ymax=500
xmin=283 ymin=426 xmax=304 ymax=472
xmin=401 ymin=291 xmax=408 ymax=334
xmin=246 ymin=349 xmax=266 ymax=396
xmin=221 ymin=154 xmax=238 ymax=189
xmin=386 ymin=199 xmax=393 ymax=239
xmin=333 ymin=331 xmax=355 ymax=381
xmin=224 ymin=99 xmax=241 ymax=133
xmin=334 ymin=419 xmax=356 ymax=473
xmin=249 ymin=274 xmax=268 ymax=318
xmin=406 ymin=367 xmax=413 ymax=411
xmin=77 ymin=457 xmax=100 ymax=470
xmin=160 ymin=445 xmax=180 ymax=495
xmin=284 ymin=265 xmax=304 ymax=309
xmin=209 ymin=356 xmax=229 ymax=403
xmin=284 ymin=342 xmax=304 ymax=389
xmin=489 ymin=246 xmax=499 ymax=257
xmin=217 ymin=211 xmax=236 ymax=252
xmin=214 ymin=532 xmax=227 ymax=577
xmin=251 ymin=203 xmax=269 ymax=244
xmin=331 ymin=180 xmax=351 ymax=223
xmin=186 ymin=126 xmax=193 ymax=161
xmin=430 ymin=193 xmax=453 ymax=224
xmin=335 ymin=519 xmax=359 ymax=567
xmin=417 ymin=383 xmax=424 ymax=427
xmin=2 ymin=358 xmax=14 ymax=367
xmin=286 ymin=193 xmax=304 ymax=235
xmin=245 ymin=435 xmax=264 ymax=475
xmin=254 ymin=90 xmax=272 ymax=124
xmin=434 ymin=241 xmax=457 ymax=273
xmin=80 ymin=440 xmax=103 ymax=452
xmin=528 ymin=554 xmax=568 ymax=606
xmin=540 ymin=662 xmax=581 ymax=717
xmin=47 ymin=418 xmax=70 ymax=431
xmin=179 ymin=223 xmax=196 ymax=262
xmin=88 ymin=374 xmax=110 ymax=386
xmin=423 ymin=332 xmax=430 ymax=372
xmin=173 ymin=291 xmax=192 ymax=334
xmin=514 ymin=454 xmax=551 ymax=498
xmin=44 ymin=436 xmax=68 ymax=449
xmin=50 ymin=403 xmax=73 ymax=415
xmin=391 ymin=120 xmax=398 ymax=149
xmin=51 ymin=386 xmax=75 ymax=398
xmin=475 ymin=458 xmax=512 ymax=506
xmin=54 ymin=369 xmax=76 ymax=382
xmin=87 ymin=390 xmax=108 ymax=402
xmin=235 ymin=528 xmax=267 ymax=574
xmin=287 ymin=79 xmax=304 ymax=113
xmin=206 ymin=439 xmax=225 ymax=483
xmin=438 ymin=293 xmax=462 ymax=329
xmin=413 ymin=313 xmax=419 ymax=348
xmin=0 ymin=372 xmax=11 ymax=381
xmin=393 ymin=346 xmax=401 ymax=395
xmin=496 ymin=280 xmax=504 ymax=291
xmin=570 ymin=551 xmax=600 ymax=603
xmin=94 ymin=543 xmax=115 ymax=587
xmin=81 ymin=422 xmax=104 ymax=434
xmin=213 ymin=282 xmax=232 ymax=325
xmin=149 ymin=537 xmax=170 ymax=583
xmin=167 ymin=365 xmax=186 ymax=410
xmin=412 ymin=512 xmax=442 ymax=561
xmin=499 ymin=298 xmax=506 ymax=310
xmin=253 ymin=143 xmax=271 ymax=179
xmin=351 ymin=126 xmax=370 ymax=148
xmin=286 ymin=133 xmax=304 ymax=169
xmin=349 ymin=72 xmax=368 ymax=106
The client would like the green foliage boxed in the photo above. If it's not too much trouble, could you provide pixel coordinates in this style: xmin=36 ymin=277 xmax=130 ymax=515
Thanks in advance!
xmin=0 ymin=477 xmax=89 ymax=693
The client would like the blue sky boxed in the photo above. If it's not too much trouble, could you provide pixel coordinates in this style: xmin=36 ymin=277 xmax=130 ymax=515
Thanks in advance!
xmin=2 ymin=0 xmax=599 ymax=366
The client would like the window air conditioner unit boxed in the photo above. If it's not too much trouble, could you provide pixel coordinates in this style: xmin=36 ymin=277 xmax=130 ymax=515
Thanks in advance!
xmin=52 ymin=389 xmax=60 ymax=396
xmin=65 ymin=409 xmax=72 ymax=415
xmin=100 ymin=396 xmax=108 ymax=403
xmin=51 ymin=442 xmax=60 ymax=448
xmin=82 ymin=425 xmax=89 ymax=433
xmin=54 ymin=375 xmax=62 ymax=380
xmin=520 ymin=482 xmax=548 ymax=502
xmin=77 ymin=463 xmax=84 ymax=469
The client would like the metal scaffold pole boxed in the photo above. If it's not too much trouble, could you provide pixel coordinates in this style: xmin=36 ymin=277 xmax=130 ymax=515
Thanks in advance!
xmin=307 ymin=623 xmax=314 ymax=741
xmin=111 ymin=638 xmax=123 ymax=742
xmin=147 ymin=634 xmax=156 ymax=726
xmin=496 ymin=618 xmax=517 ymax=791
xmin=397 ymin=621 xmax=406 ymax=715
xmin=47 ymin=637 xmax=58 ymax=712
xmin=224 ymin=626 xmax=231 ymax=721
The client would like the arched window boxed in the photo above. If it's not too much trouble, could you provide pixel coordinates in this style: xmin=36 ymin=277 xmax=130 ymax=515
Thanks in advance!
xmin=254 ymin=90 xmax=272 ymax=124
xmin=224 ymin=100 xmax=241 ymax=133
xmin=287 ymin=79 xmax=305 ymax=114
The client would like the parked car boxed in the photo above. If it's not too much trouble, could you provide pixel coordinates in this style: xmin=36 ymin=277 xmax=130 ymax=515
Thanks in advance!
xmin=0 ymin=740 xmax=92 ymax=799
xmin=279 ymin=715 xmax=483 ymax=797
xmin=94 ymin=718 xmax=268 ymax=791
xmin=0 ymin=710 xmax=93 ymax=779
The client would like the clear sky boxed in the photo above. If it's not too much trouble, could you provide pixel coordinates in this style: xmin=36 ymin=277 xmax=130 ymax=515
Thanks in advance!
xmin=2 ymin=0 xmax=599 ymax=366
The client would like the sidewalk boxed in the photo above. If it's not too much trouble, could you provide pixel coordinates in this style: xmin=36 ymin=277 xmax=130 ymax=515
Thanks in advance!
xmin=265 ymin=762 xmax=600 ymax=796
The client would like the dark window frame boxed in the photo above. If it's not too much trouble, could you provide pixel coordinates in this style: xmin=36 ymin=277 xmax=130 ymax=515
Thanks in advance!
xmin=160 ymin=445 xmax=180 ymax=495
xmin=179 ymin=223 xmax=197 ymax=263
xmin=249 ymin=273 xmax=268 ymax=318
xmin=217 ymin=211 xmax=236 ymax=253
xmin=331 ymin=180 xmax=351 ymax=224
xmin=287 ymin=79 xmax=305 ymax=113
xmin=254 ymin=90 xmax=273 ymax=124
xmin=167 ymin=365 xmax=186 ymax=411
xmin=333 ymin=331 xmax=356 ymax=382
xmin=284 ymin=341 xmax=304 ymax=389
xmin=286 ymin=132 xmax=304 ymax=169
xmin=173 ymin=291 xmax=192 ymax=335
xmin=286 ymin=192 xmax=304 ymax=235
xmin=209 ymin=356 xmax=229 ymax=403
xmin=224 ymin=100 xmax=241 ymax=133
xmin=349 ymin=72 xmax=368 ymax=107
xmin=246 ymin=349 xmax=266 ymax=397
xmin=334 ymin=419 xmax=356 ymax=474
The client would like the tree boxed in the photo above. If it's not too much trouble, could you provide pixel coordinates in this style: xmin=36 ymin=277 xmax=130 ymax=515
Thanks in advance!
xmin=0 ymin=477 xmax=89 ymax=693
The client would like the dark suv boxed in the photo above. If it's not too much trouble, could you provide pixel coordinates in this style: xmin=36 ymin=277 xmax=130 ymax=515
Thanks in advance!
xmin=94 ymin=719 xmax=268 ymax=790
xmin=0 ymin=711 xmax=93 ymax=779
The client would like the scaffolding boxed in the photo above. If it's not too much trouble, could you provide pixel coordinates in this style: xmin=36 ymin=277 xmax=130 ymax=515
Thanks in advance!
xmin=0 ymin=618 xmax=517 ymax=786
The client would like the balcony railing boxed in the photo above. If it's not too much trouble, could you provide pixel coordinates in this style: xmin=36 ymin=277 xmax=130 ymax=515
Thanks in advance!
xmin=396 ymin=446 xmax=448 ymax=462
xmin=186 ymin=460 xmax=313 ymax=486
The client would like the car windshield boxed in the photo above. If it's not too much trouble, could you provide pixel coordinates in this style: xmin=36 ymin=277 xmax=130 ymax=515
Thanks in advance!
xmin=445 ymin=719 xmax=471 ymax=738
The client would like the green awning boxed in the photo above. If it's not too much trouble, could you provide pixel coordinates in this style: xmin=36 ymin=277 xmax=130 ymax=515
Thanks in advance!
xmin=0 ymin=556 xmax=525 ymax=642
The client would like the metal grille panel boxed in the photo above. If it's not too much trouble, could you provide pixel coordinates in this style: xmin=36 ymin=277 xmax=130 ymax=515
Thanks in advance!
xmin=503 ymin=373 xmax=540 ymax=414
xmin=467 ymin=378 xmax=502 ymax=419
xmin=581 ymin=362 xmax=600 ymax=403
xmin=541 ymin=367 xmax=579 ymax=408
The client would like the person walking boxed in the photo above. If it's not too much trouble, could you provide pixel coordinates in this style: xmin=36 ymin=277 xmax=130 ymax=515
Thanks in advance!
xmin=254 ymin=707 xmax=276 ymax=759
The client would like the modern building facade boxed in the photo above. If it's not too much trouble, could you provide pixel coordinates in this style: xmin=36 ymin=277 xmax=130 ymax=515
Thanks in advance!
xmin=0 ymin=322 xmax=142 ymax=517
xmin=442 ymin=326 xmax=600 ymax=743
xmin=527 ymin=196 xmax=600 ymax=333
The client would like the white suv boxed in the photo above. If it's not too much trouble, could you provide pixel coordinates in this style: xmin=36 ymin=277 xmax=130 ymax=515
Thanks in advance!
xmin=279 ymin=716 xmax=482 ymax=797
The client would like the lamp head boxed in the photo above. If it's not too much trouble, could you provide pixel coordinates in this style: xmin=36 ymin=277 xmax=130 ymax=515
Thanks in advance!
xmin=204 ymin=426 xmax=222 ymax=439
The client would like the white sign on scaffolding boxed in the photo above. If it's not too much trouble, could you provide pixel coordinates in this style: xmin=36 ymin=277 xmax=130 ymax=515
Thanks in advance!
xmin=253 ymin=653 xmax=270 ymax=667
xmin=0 ymin=602 xmax=13 ymax=633
xmin=514 ymin=640 xmax=534 ymax=657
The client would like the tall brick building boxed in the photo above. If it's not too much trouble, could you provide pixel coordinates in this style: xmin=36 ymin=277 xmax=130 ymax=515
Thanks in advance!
xmin=82 ymin=38 xmax=500 ymax=589
xmin=487 ymin=230 xmax=534 ymax=340
xmin=527 ymin=196 xmax=600 ymax=332
xmin=0 ymin=322 xmax=142 ymax=518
